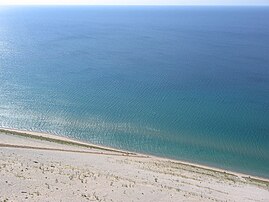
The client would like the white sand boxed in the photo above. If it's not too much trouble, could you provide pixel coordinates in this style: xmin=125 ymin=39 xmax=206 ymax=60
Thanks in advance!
xmin=0 ymin=128 xmax=268 ymax=202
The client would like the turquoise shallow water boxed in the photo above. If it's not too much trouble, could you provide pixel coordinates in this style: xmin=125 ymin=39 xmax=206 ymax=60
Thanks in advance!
xmin=0 ymin=6 xmax=269 ymax=178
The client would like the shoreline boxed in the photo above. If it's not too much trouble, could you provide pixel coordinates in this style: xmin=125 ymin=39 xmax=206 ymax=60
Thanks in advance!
xmin=1 ymin=126 xmax=269 ymax=201
xmin=1 ymin=127 xmax=268 ymax=183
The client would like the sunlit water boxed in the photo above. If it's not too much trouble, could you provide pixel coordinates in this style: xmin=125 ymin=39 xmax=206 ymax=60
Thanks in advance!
xmin=0 ymin=6 xmax=269 ymax=177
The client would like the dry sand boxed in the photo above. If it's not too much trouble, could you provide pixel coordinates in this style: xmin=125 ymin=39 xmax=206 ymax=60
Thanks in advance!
xmin=0 ymin=128 xmax=268 ymax=202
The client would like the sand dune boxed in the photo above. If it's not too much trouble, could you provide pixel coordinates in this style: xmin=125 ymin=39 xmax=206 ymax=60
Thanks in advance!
xmin=0 ymin=128 xmax=268 ymax=201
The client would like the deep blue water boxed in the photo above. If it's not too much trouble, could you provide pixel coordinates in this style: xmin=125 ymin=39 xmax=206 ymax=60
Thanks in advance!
xmin=0 ymin=6 xmax=269 ymax=178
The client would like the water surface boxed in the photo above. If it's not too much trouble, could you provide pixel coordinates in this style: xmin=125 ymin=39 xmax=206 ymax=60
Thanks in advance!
xmin=0 ymin=6 xmax=269 ymax=177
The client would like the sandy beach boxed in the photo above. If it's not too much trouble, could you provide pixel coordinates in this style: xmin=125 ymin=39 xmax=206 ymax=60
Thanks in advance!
xmin=0 ymin=128 xmax=268 ymax=202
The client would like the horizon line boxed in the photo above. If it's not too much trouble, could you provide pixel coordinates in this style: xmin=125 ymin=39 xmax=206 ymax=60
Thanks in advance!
xmin=1 ymin=4 xmax=269 ymax=6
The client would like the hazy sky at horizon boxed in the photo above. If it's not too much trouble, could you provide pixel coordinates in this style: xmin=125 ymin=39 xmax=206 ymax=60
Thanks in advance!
xmin=0 ymin=0 xmax=269 ymax=5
